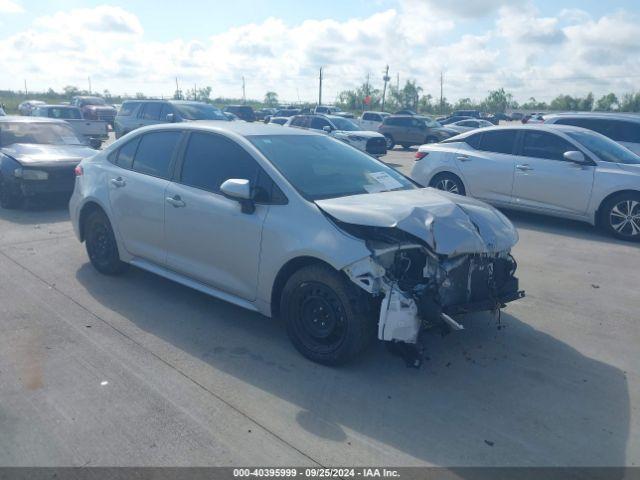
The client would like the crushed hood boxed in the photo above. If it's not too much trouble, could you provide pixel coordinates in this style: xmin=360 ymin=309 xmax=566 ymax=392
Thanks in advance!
xmin=1 ymin=143 xmax=97 ymax=166
xmin=316 ymin=188 xmax=518 ymax=256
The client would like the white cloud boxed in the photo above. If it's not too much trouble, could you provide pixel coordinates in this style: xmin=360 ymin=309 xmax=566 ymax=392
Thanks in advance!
xmin=0 ymin=0 xmax=23 ymax=13
xmin=0 ymin=2 xmax=639 ymax=103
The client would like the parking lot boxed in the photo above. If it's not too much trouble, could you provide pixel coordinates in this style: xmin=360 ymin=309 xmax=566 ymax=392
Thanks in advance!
xmin=0 ymin=141 xmax=638 ymax=468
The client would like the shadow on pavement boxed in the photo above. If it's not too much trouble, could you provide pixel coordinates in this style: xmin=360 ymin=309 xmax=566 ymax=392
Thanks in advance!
xmin=502 ymin=208 xmax=639 ymax=248
xmin=76 ymin=263 xmax=630 ymax=468
xmin=0 ymin=195 xmax=70 ymax=225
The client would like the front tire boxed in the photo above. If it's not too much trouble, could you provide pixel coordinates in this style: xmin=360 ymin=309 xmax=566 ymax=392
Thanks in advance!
xmin=281 ymin=264 xmax=375 ymax=365
xmin=84 ymin=209 xmax=129 ymax=275
xmin=600 ymin=192 xmax=640 ymax=242
xmin=429 ymin=172 xmax=466 ymax=196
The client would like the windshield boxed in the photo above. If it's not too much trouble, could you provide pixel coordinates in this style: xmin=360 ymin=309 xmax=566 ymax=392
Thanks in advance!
xmin=567 ymin=130 xmax=640 ymax=165
xmin=249 ymin=134 xmax=415 ymax=200
xmin=0 ymin=122 xmax=83 ymax=147
xmin=330 ymin=117 xmax=360 ymax=131
xmin=81 ymin=97 xmax=106 ymax=106
xmin=173 ymin=103 xmax=227 ymax=120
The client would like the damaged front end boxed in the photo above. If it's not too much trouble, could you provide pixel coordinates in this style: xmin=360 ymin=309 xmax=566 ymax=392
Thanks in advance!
xmin=339 ymin=221 xmax=525 ymax=350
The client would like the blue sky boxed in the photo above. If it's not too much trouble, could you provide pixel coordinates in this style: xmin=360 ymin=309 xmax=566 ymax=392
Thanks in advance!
xmin=1 ymin=0 xmax=640 ymax=102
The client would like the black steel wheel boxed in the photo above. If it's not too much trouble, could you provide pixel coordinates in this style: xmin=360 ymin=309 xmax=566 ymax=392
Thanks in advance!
xmin=281 ymin=264 xmax=375 ymax=365
xmin=84 ymin=209 xmax=128 ymax=275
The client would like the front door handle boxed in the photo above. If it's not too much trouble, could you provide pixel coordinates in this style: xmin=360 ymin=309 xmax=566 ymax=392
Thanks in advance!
xmin=516 ymin=164 xmax=533 ymax=171
xmin=110 ymin=177 xmax=126 ymax=188
xmin=457 ymin=155 xmax=471 ymax=162
xmin=165 ymin=195 xmax=186 ymax=208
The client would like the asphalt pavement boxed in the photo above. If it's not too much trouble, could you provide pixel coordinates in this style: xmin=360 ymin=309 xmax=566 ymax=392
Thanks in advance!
xmin=0 ymin=144 xmax=638 ymax=467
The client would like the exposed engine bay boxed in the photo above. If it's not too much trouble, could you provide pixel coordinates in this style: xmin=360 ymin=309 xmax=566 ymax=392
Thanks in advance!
xmin=338 ymin=221 xmax=525 ymax=364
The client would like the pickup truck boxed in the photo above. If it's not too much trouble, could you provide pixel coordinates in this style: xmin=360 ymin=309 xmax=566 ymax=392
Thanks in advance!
xmin=32 ymin=105 xmax=108 ymax=149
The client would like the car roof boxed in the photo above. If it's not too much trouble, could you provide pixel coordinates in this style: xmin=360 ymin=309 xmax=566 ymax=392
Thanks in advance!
xmin=545 ymin=112 xmax=640 ymax=122
xmin=451 ymin=124 xmax=594 ymax=137
xmin=133 ymin=120 xmax=321 ymax=137
xmin=37 ymin=104 xmax=78 ymax=109
xmin=0 ymin=115 xmax=68 ymax=124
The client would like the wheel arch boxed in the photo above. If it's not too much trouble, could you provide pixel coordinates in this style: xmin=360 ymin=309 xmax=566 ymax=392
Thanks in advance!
xmin=78 ymin=200 xmax=109 ymax=242
xmin=595 ymin=189 xmax=640 ymax=226
xmin=428 ymin=170 xmax=468 ymax=193
xmin=270 ymin=256 xmax=338 ymax=319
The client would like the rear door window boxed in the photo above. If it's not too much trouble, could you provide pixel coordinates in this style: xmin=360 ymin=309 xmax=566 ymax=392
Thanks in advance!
xmin=477 ymin=130 xmax=517 ymax=154
xmin=132 ymin=131 xmax=182 ymax=178
xmin=521 ymin=131 xmax=575 ymax=161
xmin=141 ymin=103 xmax=162 ymax=121
xmin=115 ymin=137 xmax=140 ymax=169
xmin=310 ymin=117 xmax=331 ymax=130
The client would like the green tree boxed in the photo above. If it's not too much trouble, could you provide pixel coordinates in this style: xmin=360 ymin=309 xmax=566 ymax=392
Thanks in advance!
xmin=481 ymin=88 xmax=514 ymax=113
xmin=619 ymin=92 xmax=640 ymax=112
xmin=595 ymin=93 xmax=619 ymax=111
xmin=264 ymin=91 xmax=279 ymax=107
xmin=63 ymin=85 xmax=80 ymax=97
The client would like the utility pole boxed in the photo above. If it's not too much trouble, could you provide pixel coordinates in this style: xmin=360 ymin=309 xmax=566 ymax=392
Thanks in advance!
xmin=439 ymin=71 xmax=444 ymax=114
xmin=396 ymin=73 xmax=400 ymax=92
xmin=242 ymin=76 xmax=246 ymax=103
xmin=381 ymin=65 xmax=390 ymax=112
xmin=318 ymin=67 xmax=323 ymax=106
xmin=24 ymin=79 xmax=27 ymax=97
xmin=88 ymin=76 xmax=92 ymax=94
xmin=175 ymin=77 xmax=180 ymax=99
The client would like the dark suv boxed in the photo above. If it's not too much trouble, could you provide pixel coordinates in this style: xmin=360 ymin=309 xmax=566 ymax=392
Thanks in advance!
xmin=114 ymin=100 xmax=227 ymax=138
xmin=224 ymin=105 xmax=256 ymax=122
xmin=378 ymin=115 xmax=456 ymax=149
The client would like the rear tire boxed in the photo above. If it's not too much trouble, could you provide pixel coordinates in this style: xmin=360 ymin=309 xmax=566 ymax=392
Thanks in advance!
xmin=281 ymin=264 xmax=376 ymax=365
xmin=384 ymin=135 xmax=395 ymax=150
xmin=84 ymin=209 xmax=129 ymax=275
xmin=599 ymin=192 xmax=640 ymax=242
xmin=0 ymin=177 xmax=23 ymax=209
xmin=429 ymin=172 xmax=466 ymax=196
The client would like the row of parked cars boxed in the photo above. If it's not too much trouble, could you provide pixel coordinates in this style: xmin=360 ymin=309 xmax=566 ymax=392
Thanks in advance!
xmin=1 ymin=99 xmax=639 ymax=365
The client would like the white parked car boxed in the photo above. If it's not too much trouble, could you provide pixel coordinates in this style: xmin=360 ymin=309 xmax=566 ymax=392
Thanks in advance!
xmin=544 ymin=113 xmax=640 ymax=156
xmin=447 ymin=119 xmax=494 ymax=134
xmin=411 ymin=125 xmax=640 ymax=241
xmin=314 ymin=105 xmax=342 ymax=115
xmin=286 ymin=114 xmax=387 ymax=156
xmin=358 ymin=111 xmax=390 ymax=131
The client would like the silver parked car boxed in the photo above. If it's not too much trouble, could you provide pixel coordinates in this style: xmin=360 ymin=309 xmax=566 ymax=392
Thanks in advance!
xmin=544 ymin=112 xmax=640 ymax=156
xmin=70 ymin=122 xmax=523 ymax=365
xmin=411 ymin=125 xmax=640 ymax=241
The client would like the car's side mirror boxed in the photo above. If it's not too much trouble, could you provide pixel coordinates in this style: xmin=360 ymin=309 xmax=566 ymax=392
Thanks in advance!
xmin=322 ymin=125 xmax=333 ymax=133
xmin=166 ymin=113 xmax=176 ymax=123
xmin=563 ymin=150 xmax=589 ymax=164
xmin=220 ymin=178 xmax=255 ymax=214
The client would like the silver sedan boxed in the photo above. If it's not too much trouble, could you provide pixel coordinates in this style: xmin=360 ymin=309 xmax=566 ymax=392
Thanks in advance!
xmin=70 ymin=122 xmax=523 ymax=365
xmin=411 ymin=125 xmax=640 ymax=241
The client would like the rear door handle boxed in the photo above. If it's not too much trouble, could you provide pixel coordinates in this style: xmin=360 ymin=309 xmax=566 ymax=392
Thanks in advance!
xmin=110 ymin=177 xmax=126 ymax=188
xmin=457 ymin=155 xmax=471 ymax=161
xmin=165 ymin=195 xmax=186 ymax=208
xmin=516 ymin=164 xmax=533 ymax=171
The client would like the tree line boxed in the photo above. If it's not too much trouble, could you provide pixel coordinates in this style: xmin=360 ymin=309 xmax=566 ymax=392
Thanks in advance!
xmin=336 ymin=81 xmax=640 ymax=114
xmin=2 ymin=83 xmax=639 ymax=115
